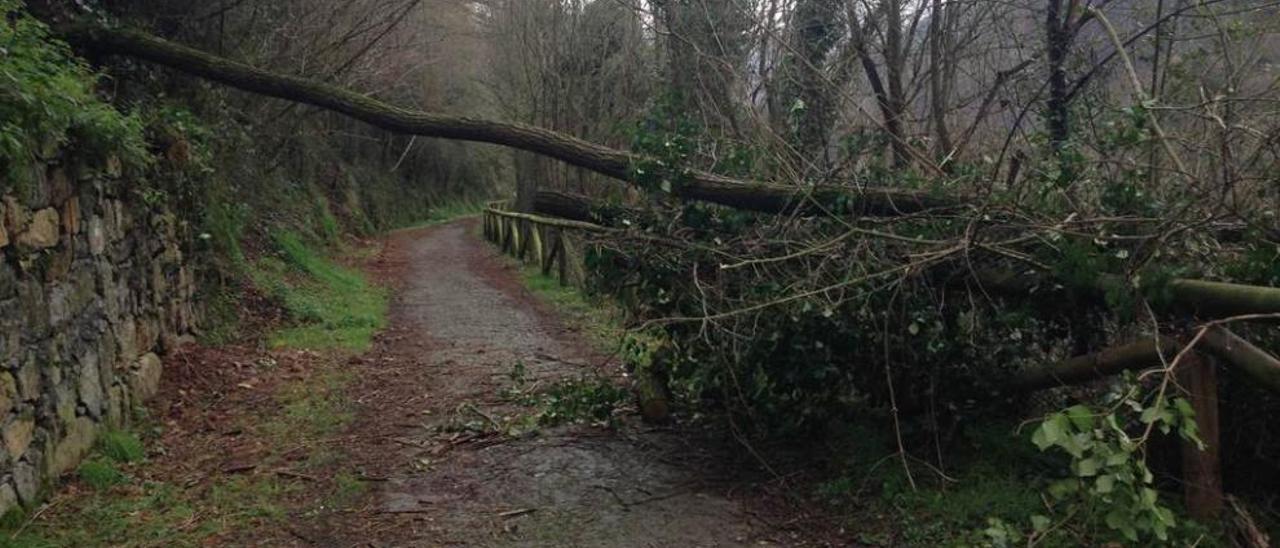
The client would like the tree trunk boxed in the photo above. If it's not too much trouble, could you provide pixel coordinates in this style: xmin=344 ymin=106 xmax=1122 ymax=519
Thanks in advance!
xmin=1045 ymin=0 xmax=1073 ymax=183
xmin=65 ymin=24 xmax=948 ymax=217
xmin=884 ymin=0 xmax=910 ymax=169
xmin=928 ymin=0 xmax=954 ymax=162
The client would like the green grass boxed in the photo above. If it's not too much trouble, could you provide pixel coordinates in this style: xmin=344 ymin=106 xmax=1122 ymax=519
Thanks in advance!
xmin=77 ymin=460 xmax=126 ymax=490
xmin=814 ymin=424 xmax=1053 ymax=547
xmin=1 ymin=357 xmax=358 ymax=547
xmin=98 ymin=430 xmax=145 ymax=463
xmin=517 ymin=267 xmax=625 ymax=354
xmin=392 ymin=199 xmax=484 ymax=231
xmin=816 ymin=422 xmax=1225 ymax=547
xmin=251 ymin=231 xmax=387 ymax=351
xmin=0 ymin=230 xmax=373 ymax=545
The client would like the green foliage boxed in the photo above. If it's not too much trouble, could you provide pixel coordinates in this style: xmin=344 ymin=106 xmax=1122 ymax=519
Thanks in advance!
xmin=0 ymin=0 xmax=147 ymax=186
xmin=1224 ymin=237 xmax=1280 ymax=286
xmin=2 ymin=353 xmax=357 ymax=547
xmin=503 ymin=363 xmax=627 ymax=429
xmin=628 ymin=94 xmax=698 ymax=195
xmin=533 ymin=376 xmax=629 ymax=427
xmin=517 ymin=267 xmax=625 ymax=353
xmin=98 ymin=430 xmax=146 ymax=463
xmin=421 ymin=200 xmax=484 ymax=226
xmin=251 ymin=231 xmax=387 ymax=350
xmin=270 ymin=362 xmax=355 ymax=443
xmin=77 ymin=460 xmax=126 ymax=490
xmin=313 ymin=195 xmax=342 ymax=244
xmin=816 ymin=423 xmax=1053 ymax=547
xmin=1027 ymin=382 xmax=1204 ymax=544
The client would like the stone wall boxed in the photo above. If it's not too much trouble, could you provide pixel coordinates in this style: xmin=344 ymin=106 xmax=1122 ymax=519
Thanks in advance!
xmin=0 ymin=162 xmax=197 ymax=515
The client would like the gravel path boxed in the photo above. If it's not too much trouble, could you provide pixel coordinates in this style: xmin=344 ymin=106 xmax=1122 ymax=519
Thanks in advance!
xmin=326 ymin=219 xmax=779 ymax=547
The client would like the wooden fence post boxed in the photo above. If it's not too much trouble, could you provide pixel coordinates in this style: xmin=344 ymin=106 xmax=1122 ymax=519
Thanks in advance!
xmin=542 ymin=228 xmax=559 ymax=276
xmin=557 ymin=235 xmax=568 ymax=285
xmin=1179 ymin=352 xmax=1223 ymax=521
xmin=502 ymin=218 xmax=512 ymax=253
xmin=506 ymin=218 xmax=517 ymax=257
xmin=530 ymin=222 xmax=543 ymax=265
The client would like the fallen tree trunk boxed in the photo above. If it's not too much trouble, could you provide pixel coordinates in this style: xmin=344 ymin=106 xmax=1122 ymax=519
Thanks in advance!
xmin=1167 ymin=280 xmax=1280 ymax=318
xmin=1004 ymin=336 xmax=1182 ymax=393
xmin=533 ymin=190 xmax=601 ymax=223
xmin=65 ymin=24 xmax=952 ymax=218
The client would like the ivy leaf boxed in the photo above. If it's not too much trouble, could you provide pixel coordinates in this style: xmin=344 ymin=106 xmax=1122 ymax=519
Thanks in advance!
xmin=1075 ymin=457 xmax=1101 ymax=477
xmin=1030 ymin=515 xmax=1052 ymax=532
xmin=1139 ymin=404 xmax=1172 ymax=425
xmin=1173 ymin=397 xmax=1196 ymax=419
xmin=1108 ymin=508 xmax=1142 ymax=541
xmin=1048 ymin=479 xmax=1078 ymax=500
xmin=1061 ymin=432 xmax=1093 ymax=459
xmin=1033 ymin=413 xmax=1067 ymax=450
xmin=1065 ymin=405 xmax=1093 ymax=430
xmin=1095 ymin=474 xmax=1116 ymax=494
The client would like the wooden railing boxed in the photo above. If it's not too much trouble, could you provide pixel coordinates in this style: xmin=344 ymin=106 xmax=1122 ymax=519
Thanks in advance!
xmin=482 ymin=200 xmax=606 ymax=288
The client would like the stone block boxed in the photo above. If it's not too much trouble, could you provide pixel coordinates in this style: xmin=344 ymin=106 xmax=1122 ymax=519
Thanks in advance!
xmin=104 ymin=200 xmax=125 ymax=242
xmin=0 ymin=327 xmax=16 ymax=364
xmin=47 ymin=283 xmax=72 ymax=327
xmin=47 ymin=268 xmax=96 ymax=327
xmin=54 ymin=384 xmax=75 ymax=426
xmin=38 ymin=244 xmax=73 ymax=283
xmin=0 ymin=263 xmax=15 ymax=300
xmin=1 ymin=196 xmax=26 ymax=236
xmin=50 ymin=416 xmax=95 ymax=476
xmin=47 ymin=168 xmax=71 ymax=206
xmin=105 ymin=384 xmax=127 ymax=428
xmin=61 ymin=198 xmax=79 ymax=236
xmin=17 ymin=281 xmax=49 ymax=338
xmin=16 ymin=208 xmax=59 ymax=250
xmin=0 ymin=373 xmax=14 ymax=415
xmin=113 ymin=318 xmax=137 ymax=368
xmin=131 ymin=352 xmax=162 ymax=400
xmin=135 ymin=317 xmax=159 ymax=356
xmin=14 ymin=357 xmax=39 ymax=402
xmin=0 ymin=482 xmax=17 ymax=518
xmin=12 ymin=456 xmax=38 ymax=504
xmin=77 ymin=349 xmax=103 ymax=420
xmin=3 ymin=416 xmax=34 ymax=461
xmin=87 ymin=215 xmax=106 ymax=256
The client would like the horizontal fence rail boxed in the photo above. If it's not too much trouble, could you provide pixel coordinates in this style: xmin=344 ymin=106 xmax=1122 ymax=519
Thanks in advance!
xmin=482 ymin=200 xmax=605 ymax=289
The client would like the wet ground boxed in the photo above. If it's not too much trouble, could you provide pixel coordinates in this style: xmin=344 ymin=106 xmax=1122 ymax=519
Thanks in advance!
xmin=316 ymin=220 xmax=801 ymax=547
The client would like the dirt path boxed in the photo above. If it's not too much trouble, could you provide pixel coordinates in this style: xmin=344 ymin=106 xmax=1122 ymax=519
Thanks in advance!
xmin=309 ymin=219 xmax=806 ymax=547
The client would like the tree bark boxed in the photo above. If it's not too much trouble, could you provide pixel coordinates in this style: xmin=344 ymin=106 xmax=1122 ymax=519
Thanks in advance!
xmin=1045 ymin=0 xmax=1074 ymax=182
xmin=64 ymin=23 xmax=950 ymax=217
xmin=927 ymin=0 xmax=954 ymax=162
xmin=847 ymin=8 xmax=910 ymax=169
xmin=884 ymin=0 xmax=910 ymax=169
xmin=1004 ymin=337 xmax=1181 ymax=393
